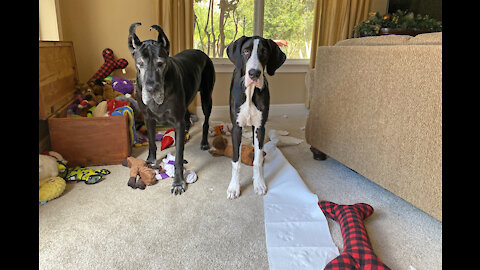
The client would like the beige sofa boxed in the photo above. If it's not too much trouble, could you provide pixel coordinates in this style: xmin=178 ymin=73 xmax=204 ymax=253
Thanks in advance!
xmin=305 ymin=33 xmax=442 ymax=221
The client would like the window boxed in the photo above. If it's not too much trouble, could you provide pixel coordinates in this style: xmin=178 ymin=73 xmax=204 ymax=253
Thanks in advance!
xmin=193 ymin=0 xmax=314 ymax=60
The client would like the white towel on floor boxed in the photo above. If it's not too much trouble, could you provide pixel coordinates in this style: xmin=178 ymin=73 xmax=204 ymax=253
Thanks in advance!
xmin=263 ymin=141 xmax=339 ymax=270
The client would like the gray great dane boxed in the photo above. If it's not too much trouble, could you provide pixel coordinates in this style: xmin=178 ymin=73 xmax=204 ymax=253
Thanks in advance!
xmin=126 ymin=22 xmax=215 ymax=195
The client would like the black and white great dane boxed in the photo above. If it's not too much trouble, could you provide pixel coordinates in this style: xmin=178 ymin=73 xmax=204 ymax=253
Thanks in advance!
xmin=225 ymin=36 xmax=286 ymax=199
xmin=126 ymin=22 xmax=215 ymax=195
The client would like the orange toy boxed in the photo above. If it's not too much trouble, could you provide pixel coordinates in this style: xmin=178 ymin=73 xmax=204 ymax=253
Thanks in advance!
xmin=208 ymin=136 xmax=265 ymax=166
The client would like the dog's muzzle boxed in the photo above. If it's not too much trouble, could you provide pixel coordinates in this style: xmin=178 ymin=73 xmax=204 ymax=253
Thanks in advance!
xmin=142 ymin=83 xmax=165 ymax=105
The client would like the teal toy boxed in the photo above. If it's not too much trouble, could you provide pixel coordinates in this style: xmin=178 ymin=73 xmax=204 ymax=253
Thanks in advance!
xmin=112 ymin=105 xmax=137 ymax=145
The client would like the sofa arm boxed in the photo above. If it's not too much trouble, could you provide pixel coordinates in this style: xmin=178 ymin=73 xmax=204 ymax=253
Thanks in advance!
xmin=305 ymin=44 xmax=442 ymax=220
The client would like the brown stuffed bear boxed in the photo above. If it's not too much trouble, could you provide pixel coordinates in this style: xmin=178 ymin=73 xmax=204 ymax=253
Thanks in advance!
xmin=88 ymin=79 xmax=123 ymax=102
xmin=122 ymin=157 xmax=156 ymax=189
xmin=208 ymin=136 xmax=264 ymax=166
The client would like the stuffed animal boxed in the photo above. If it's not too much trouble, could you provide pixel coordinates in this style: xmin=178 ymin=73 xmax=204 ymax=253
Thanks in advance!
xmin=160 ymin=128 xmax=190 ymax=151
xmin=41 ymin=151 xmax=68 ymax=179
xmin=112 ymin=77 xmax=134 ymax=95
xmin=155 ymin=153 xmax=197 ymax=184
xmin=91 ymin=101 xmax=109 ymax=117
xmin=89 ymin=48 xmax=128 ymax=82
xmin=39 ymin=153 xmax=65 ymax=180
xmin=318 ymin=201 xmax=391 ymax=270
xmin=208 ymin=123 xmax=233 ymax=137
xmin=106 ymin=98 xmax=129 ymax=116
xmin=208 ymin=136 xmax=263 ymax=166
xmin=66 ymin=167 xmax=110 ymax=184
xmin=39 ymin=176 xmax=66 ymax=204
xmin=122 ymin=157 xmax=157 ymax=189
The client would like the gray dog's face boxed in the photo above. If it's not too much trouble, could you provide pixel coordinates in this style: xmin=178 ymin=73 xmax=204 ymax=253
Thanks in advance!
xmin=128 ymin=23 xmax=170 ymax=105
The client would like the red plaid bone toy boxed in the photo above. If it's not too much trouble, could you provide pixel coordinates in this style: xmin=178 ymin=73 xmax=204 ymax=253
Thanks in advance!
xmin=318 ymin=201 xmax=390 ymax=270
xmin=89 ymin=48 xmax=128 ymax=82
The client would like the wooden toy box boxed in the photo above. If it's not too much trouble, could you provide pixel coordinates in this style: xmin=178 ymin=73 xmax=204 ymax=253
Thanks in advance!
xmin=39 ymin=41 xmax=131 ymax=166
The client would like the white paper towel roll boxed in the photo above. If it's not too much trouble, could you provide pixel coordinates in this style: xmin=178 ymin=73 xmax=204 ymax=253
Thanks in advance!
xmin=263 ymin=141 xmax=339 ymax=270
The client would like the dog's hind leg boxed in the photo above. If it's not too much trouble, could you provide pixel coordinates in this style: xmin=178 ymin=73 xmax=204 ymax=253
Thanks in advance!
xmin=145 ymin=117 xmax=158 ymax=165
xmin=199 ymin=92 xmax=212 ymax=150
xmin=199 ymin=59 xmax=215 ymax=150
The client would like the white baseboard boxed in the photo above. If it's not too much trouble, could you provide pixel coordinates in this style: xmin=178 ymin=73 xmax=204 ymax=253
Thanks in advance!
xmin=195 ymin=103 xmax=308 ymax=120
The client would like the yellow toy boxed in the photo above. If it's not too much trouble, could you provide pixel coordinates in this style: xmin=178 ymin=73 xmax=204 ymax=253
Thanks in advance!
xmin=39 ymin=177 xmax=66 ymax=204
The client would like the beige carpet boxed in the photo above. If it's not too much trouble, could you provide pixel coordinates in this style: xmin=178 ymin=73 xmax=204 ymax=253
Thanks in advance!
xmin=39 ymin=113 xmax=441 ymax=270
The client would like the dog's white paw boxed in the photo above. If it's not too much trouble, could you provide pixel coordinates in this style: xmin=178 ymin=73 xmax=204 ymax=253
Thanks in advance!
xmin=227 ymin=182 xmax=240 ymax=199
xmin=253 ymin=178 xmax=267 ymax=196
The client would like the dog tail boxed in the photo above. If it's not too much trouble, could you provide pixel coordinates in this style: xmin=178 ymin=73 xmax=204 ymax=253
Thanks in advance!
xmin=115 ymin=94 xmax=140 ymax=111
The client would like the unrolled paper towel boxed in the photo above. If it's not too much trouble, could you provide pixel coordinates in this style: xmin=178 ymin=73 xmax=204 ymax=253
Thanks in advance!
xmin=263 ymin=141 xmax=339 ymax=270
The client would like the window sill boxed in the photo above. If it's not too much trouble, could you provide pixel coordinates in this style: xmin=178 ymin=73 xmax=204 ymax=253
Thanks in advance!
xmin=211 ymin=58 xmax=310 ymax=73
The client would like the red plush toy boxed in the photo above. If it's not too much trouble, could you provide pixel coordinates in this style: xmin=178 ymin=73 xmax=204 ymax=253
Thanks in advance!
xmin=160 ymin=128 xmax=191 ymax=151
xmin=89 ymin=48 xmax=128 ymax=82
xmin=318 ymin=201 xmax=390 ymax=270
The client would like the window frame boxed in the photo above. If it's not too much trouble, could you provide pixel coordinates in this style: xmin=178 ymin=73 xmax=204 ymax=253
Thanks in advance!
xmin=196 ymin=0 xmax=311 ymax=73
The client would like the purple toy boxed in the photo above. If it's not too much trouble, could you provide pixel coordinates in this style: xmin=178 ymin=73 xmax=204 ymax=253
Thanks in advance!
xmin=112 ymin=77 xmax=134 ymax=95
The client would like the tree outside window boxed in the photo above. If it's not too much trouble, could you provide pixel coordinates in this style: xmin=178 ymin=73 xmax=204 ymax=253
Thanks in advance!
xmin=193 ymin=0 xmax=314 ymax=59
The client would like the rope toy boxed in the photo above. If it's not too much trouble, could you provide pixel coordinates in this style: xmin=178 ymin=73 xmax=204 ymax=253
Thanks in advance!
xmin=318 ymin=201 xmax=390 ymax=270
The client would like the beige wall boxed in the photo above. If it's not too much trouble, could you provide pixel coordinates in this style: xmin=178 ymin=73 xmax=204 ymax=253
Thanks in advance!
xmin=57 ymin=0 xmax=387 ymax=107
xmin=59 ymin=0 xmax=158 ymax=82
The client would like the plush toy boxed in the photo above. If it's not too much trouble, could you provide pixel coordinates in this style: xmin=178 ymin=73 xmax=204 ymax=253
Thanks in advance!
xmin=91 ymin=101 xmax=109 ymax=117
xmin=39 ymin=154 xmax=60 ymax=180
xmin=41 ymin=151 xmax=68 ymax=179
xmin=160 ymin=128 xmax=190 ymax=151
xmin=112 ymin=106 xmax=137 ymax=145
xmin=66 ymin=90 xmax=86 ymax=117
xmin=122 ymin=157 xmax=157 ymax=189
xmin=66 ymin=167 xmax=111 ymax=184
xmin=207 ymin=136 xmax=264 ymax=166
xmin=112 ymin=77 xmax=134 ymax=95
xmin=106 ymin=98 xmax=129 ymax=116
xmin=208 ymin=123 xmax=233 ymax=137
xmin=156 ymin=153 xmax=197 ymax=184
xmin=318 ymin=201 xmax=391 ymax=270
xmin=89 ymin=48 xmax=128 ymax=82
xmin=39 ymin=176 xmax=67 ymax=204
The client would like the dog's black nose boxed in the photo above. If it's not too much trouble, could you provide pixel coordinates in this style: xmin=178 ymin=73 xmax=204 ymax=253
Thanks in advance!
xmin=248 ymin=69 xmax=261 ymax=80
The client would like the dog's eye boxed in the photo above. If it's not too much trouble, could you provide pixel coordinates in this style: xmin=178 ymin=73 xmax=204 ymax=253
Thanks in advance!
xmin=243 ymin=49 xmax=250 ymax=55
xmin=137 ymin=61 xmax=144 ymax=67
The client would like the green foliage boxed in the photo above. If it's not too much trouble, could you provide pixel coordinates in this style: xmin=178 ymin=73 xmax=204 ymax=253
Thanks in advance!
xmin=193 ymin=0 xmax=314 ymax=59
xmin=354 ymin=10 xmax=442 ymax=38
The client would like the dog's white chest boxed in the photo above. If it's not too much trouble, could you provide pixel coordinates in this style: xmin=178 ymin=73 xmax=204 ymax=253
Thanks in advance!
xmin=236 ymin=85 xmax=262 ymax=128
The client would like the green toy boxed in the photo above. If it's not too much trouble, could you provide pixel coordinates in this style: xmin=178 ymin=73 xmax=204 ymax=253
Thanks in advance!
xmin=66 ymin=167 xmax=110 ymax=184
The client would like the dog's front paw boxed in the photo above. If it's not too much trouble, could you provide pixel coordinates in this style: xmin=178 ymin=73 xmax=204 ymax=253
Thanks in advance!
xmin=200 ymin=142 xmax=210 ymax=151
xmin=171 ymin=180 xmax=186 ymax=195
xmin=253 ymin=177 xmax=267 ymax=196
xmin=146 ymin=157 xmax=156 ymax=166
xmin=227 ymin=182 xmax=240 ymax=199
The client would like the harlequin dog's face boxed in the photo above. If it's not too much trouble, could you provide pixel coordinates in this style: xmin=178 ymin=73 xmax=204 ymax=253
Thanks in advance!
xmin=227 ymin=36 xmax=286 ymax=88
xmin=128 ymin=23 xmax=170 ymax=105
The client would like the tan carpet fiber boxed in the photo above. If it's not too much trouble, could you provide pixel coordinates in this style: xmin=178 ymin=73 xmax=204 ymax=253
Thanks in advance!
xmin=39 ymin=113 xmax=441 ymax=270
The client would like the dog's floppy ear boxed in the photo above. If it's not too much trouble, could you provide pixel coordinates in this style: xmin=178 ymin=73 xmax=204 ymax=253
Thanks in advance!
xmin=266 ymin=39 xmax=287 ymax=76
xmin=149 ymin=25 xmax=170 ymax=55
xmin=227 ymin=36 xmax=249 ymax=67
xmin=128 ymin=22 xmax=142 ymax=53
